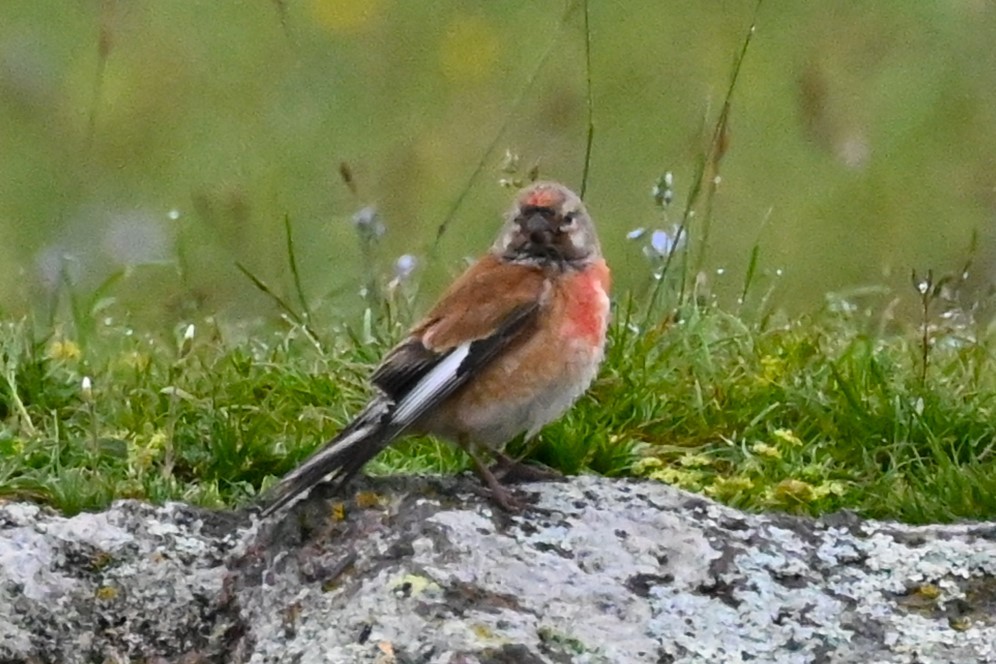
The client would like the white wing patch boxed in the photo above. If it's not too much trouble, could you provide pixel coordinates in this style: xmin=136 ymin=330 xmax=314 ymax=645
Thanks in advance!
xmin=391 ymin=343 xmax=471 ymax=426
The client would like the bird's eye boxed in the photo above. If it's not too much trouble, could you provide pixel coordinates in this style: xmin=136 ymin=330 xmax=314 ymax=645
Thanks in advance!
xmin=560 ymin=212 xmax=577 ymax=230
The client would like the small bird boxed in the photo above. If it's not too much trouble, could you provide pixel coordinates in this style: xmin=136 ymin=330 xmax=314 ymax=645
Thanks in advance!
xmin=261 ymin=181 xmax=611 ymax=516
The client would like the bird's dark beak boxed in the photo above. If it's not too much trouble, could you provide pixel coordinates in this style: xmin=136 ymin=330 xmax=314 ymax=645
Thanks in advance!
xmin=521 ymin=212 xmax=554 ymax=245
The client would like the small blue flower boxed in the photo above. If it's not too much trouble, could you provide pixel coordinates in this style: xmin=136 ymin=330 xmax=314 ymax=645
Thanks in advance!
xmin=351 ymin=206 xmax=385 ymax=241
xmin=626 ymin=227 xmax=646 ymax=240
xmin=650 ymin=229 xmax=674 ymax=256
xmin=394 ymin=254 xmax=417 ymax=281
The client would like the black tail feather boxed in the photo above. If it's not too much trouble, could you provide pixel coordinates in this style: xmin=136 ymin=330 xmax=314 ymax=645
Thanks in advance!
xmin=260 ymin=399 xmax=395 ymax=517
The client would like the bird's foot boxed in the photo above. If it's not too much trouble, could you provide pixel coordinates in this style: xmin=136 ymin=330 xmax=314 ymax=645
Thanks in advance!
xmin=490 ymin=452 xmax=564 ymax=484
xmin=485 ymin=483 xmax=529 ymax=512
xmin=466 ymin=450 xmax=534 ymax=512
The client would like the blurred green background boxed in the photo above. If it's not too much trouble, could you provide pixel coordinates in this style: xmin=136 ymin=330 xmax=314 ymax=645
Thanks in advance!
xmin=2 ymin=0 xmax=996 ymax=324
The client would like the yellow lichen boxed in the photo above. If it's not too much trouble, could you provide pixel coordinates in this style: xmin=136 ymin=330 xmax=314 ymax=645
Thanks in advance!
xmin=752 ymin=442 xmax=782 ymax=459
xmin=47 ymin=339 xmax=81 ymax=361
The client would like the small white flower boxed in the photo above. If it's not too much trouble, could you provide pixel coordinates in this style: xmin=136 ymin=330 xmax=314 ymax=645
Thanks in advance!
xmin=652 ymin=172 xmax=675 ymax=207
xmin=178 ymin=323 xmax=195 ymax=357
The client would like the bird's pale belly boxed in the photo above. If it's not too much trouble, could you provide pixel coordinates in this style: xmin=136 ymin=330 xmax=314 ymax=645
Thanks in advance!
xmin=423 ymin=267 xmax=610 ymax=450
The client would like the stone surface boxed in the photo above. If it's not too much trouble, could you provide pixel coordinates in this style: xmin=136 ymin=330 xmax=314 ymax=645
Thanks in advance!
xmin=2 ymin=475 xmax=996 ymax=663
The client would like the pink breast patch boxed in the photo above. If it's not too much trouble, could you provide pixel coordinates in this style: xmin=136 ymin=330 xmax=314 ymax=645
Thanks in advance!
xmin=561 ymin=263 xmax=610 ymax=345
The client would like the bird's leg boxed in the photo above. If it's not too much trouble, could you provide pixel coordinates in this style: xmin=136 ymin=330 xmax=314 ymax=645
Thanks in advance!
xmin=490 ymin=450 xmax=564 ymax=484
xmin=461 ymin=443 xmax=525 ymax=512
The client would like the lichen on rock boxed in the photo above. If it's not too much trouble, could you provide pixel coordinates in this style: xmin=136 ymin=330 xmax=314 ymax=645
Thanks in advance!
xmin=2 ymin=476 xmax=995 ymax=663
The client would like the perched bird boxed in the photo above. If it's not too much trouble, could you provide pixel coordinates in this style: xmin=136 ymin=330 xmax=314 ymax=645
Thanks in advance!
xmin=261 ymin=181 xmax=611 ymax=516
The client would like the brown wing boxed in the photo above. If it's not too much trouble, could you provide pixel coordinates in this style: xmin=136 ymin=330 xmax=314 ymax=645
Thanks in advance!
xmin=260 ymin=259 xmax=547 ymax=517
xmin=371 ymin=255 xmax=547 ymax=400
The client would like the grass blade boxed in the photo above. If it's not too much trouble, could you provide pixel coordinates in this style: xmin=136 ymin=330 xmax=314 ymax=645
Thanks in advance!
xmin=580 ymin=0 xmax=595 ymax=199
xmin=235 ymin=261 xmax=322 ymax=350
xmin=431 ymin=1 xmax=579 ymax=252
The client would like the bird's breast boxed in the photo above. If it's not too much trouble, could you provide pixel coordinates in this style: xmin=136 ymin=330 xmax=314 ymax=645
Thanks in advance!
xmin=422 ymin=260 xmax=611 ymax=449
xmin=556 ymin=260 xmax=611 ymax=347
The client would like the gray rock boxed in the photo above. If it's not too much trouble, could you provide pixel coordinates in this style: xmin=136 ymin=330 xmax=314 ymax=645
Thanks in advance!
xmin=2 ymin=475 xmax=995 ymax=663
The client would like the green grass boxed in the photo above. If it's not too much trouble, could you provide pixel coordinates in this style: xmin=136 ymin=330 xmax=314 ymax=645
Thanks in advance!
xmin=3 ymin=269 xmax=996 ymax=524
xmin=603 ymin=290 xmax=996 ymax=523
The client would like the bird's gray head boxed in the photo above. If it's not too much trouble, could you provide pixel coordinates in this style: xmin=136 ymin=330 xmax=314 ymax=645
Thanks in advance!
xmin=492 ymin=181 xmax=601 ymax=267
